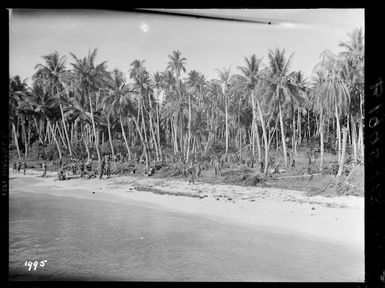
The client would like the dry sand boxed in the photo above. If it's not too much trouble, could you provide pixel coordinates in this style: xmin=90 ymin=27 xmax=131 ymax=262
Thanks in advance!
xmin=9 ymin=169 xmax=364 ymax=252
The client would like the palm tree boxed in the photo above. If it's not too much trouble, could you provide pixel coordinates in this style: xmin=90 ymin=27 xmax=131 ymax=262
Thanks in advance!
xmin=287 ymin=70 xmax=307 ymax=155
xmin=103 ymin=69 xmax=134 ymax=160
xmin=130 ymin=60 xmax=154 ymax=168
xmin=313 ymin=50 xmax=350 ymax=165
xmin=264 ymin=48 xmax=295 ymax=167
xmin=9 ymin=76 xmax=28 ymax=160
xmin=312 ymin=70 xmax=327 ymax=171
xmin=339 ymin=28 xmax=364 ymax=162
xmin=34 ymin=51 xmax=73 ymax=157
xmin=27 ymin=79 xmax=62 ymax=159
xmin=152 ymin=71 xmax=163 ymax=157
xmin=167 ymin=50 xmax=187 ymax=82
xmin=216 ymin=67 xmax=232 ymax=156
xmin=238 ymin=55 xmax=269 ymax=174
xmin=70 ymin=49 xmax=109 ymax=162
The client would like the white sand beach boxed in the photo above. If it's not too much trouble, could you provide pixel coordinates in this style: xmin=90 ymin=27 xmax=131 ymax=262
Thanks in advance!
xmin=9 ymin=169 xmax=364 ymax=252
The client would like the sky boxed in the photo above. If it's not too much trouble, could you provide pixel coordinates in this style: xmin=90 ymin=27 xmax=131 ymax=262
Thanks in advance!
xmin=9 ymin=9 xmax=364 ymax=85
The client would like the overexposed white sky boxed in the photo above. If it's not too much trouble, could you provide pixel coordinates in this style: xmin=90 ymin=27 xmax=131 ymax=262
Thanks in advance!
xmin=9 ymin=9 xmax=364 ymax=84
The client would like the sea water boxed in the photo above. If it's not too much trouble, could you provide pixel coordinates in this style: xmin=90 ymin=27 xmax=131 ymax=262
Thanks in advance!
xmin=9 ymin=179 xmax=364 ymax=281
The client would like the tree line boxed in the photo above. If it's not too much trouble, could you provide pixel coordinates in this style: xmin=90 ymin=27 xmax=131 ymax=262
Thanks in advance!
xmin=9 ymin=28 xmax=364 ymax=177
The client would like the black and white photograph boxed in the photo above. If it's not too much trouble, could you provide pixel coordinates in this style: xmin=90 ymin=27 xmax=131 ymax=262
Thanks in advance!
xmin=8 ymin=8 xmax=365 ymax=282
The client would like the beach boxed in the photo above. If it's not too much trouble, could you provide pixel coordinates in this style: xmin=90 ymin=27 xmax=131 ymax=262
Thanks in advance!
xmin=9 ymin=169 xmax=364 ymax=251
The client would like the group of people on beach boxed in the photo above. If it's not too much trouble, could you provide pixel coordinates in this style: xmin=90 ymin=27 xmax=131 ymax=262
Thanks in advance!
xmin=54 ymin=155 xmax=112 ymax=181
xmin=12 ymin=161 xmax=27 ymax=175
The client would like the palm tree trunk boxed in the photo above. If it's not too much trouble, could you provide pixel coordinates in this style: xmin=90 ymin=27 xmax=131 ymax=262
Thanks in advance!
xmin=187 ymin=93 xmax=192 ymax=163
xmin=33 ymin=116 xmax=44 ymax=144
xmin=88 ymin=91 xmax=101 ymax=162
xmin=255 ymin=95 xmax=269 ymax=174
xmin=156 ymin=94 xmax=161 ymax=159
xmin=358 ymin=96 xmax=364 ymax=159
xmin=59 ymin=104 xmax=72 ymax=157
xmin=56 ymin=122 xmax=68 ymax=150
xmin=47 ymin=118 xmax=62 ymax=159
xmin=307 ymin=110 xmax=310 ymax=142
xmin=107 ymin=116 xmax=115 ymax=157
xmin=347 ymin=114 xmax=351 ymax=146
xmin=319 ymin=111 xmax=324 ymax=172
xmin=133 ymin=117 xmax=149 ymax=171
xmin=297 ymin=108 xmax=301 ymax=145
xmin=22 ymin=117 xmax=28 ymax=159
xmin=225 ymin=96 xmax=229 ymax=156
xmin=120 ymin=115 xmax=131 ymax=159
xmin=351 ymin=116 xmax=358 ymax=164
xmin=292 ymin=105 xmax=296 ymax=155
xmin=335 ymin=103 xmax=341 ymax=163
xmin=12 ymin=122 xmax=21 ymax=160
xmin=337 ymin=127 xmax=347 ymax=178
xmin=278 ymin=104 xmax=288 ymax=167
xmin=255 ymin=124 xmax=261 ymax=162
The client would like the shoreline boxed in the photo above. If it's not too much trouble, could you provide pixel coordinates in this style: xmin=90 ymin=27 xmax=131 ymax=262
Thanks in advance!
xmin=9 ymin=169 xmax=364 ymax=251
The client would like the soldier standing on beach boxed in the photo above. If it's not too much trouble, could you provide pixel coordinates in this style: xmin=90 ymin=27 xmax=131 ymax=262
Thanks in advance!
xmin=214 ymin=157 xmax=221 ymax=177
xmin=22 ymin=162 xmax=27 ymax=175
xmin=12 ymin=162 xmax=17 ymax=172
xmin=99 ymin=157 xmax=106 ymax=179
xmin=17 ymin=161 xmax=21 ymax=173
xmin=106 ymin=157 xmax=111 ymax=179
xmin=42 ymin=161 xmax=47 ymax=177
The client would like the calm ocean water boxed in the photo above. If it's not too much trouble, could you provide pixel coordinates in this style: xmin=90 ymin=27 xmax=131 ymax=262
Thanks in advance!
xmin=9 ymin=179 xmax=364 ymax=281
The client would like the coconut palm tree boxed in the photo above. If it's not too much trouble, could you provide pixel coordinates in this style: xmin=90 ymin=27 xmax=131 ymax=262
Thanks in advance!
xmin=27 ymin=79 xmax=62 ymax=159
xmin=167 ymin=50 xmax=187 ymax=82
xmin=287 ymin=70 xmax=307 ymax=155
xmin=264 ymin=48 xmax=295 ymax=167
xmin=103 ymin=69 xmax=135 ymax=159
xmin=34 ymin=51 xmax=73 ymax=157
xmin=130 ymin=60 xmax=154 ymax=168
xmin=216 ymin=67 xmax=232 ymax=156
xmin=313 ymin=50 xmax=350 ymax=165
xmin=70 ymin=49 xmax=110 ymax=162
xmin=339 ymin=28 xmax=364 ymax=162
xmin=238 ymin=55 xmax=269 ymax=173
xmin=152 ymin=71 xmax=163 ymax=156
xmin=9 ymin=76 xmax=29 ymax=159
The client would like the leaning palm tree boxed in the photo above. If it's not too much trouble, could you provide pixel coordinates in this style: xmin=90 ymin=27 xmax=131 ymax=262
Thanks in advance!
xmin=9 ymin=76 xmax=28 ymax=160
xmin=27 ymin=79 xmax=62 ymax=159
xmin=238 ymin=55 xmax=269 ymax=174
xmin=70 ymin=49 xmax=110 ymax=162
xmin=34 ymin=51 xmax=73 ymax=157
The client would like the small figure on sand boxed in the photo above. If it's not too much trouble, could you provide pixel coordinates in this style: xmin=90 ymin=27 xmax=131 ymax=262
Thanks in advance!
xmin=79 ymin=160 xmax=85 ymax=178
xmin=42 ymin=161 xmax=47 ymax=177
xmin=214 ymin=157 xmax=221 ymax=177
xmin=22 ymin=161 xmax=27 ymax=175
xmin=12 ymin=162 xmax=17 ymax=172
xmin=274 ymin=161 xmax=280 ymax=174
xmin=99 ymin=156 xmax=106 ymax=179
xmin=106 ymin=157 xmax=111 ymax=179
xmin=259 ymin=160 xmax=264 ymax=173
xmin=17 ymin=161 xmax=22 ymax=174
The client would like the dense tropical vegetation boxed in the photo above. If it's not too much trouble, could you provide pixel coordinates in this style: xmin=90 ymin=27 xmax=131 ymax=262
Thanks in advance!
xmin=9 ymin=28 xmax=364 ymax=179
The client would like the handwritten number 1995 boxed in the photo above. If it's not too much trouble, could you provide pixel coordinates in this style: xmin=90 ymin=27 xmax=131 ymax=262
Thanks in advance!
xmin=24 ymin=260 xmax=47 ymax=271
